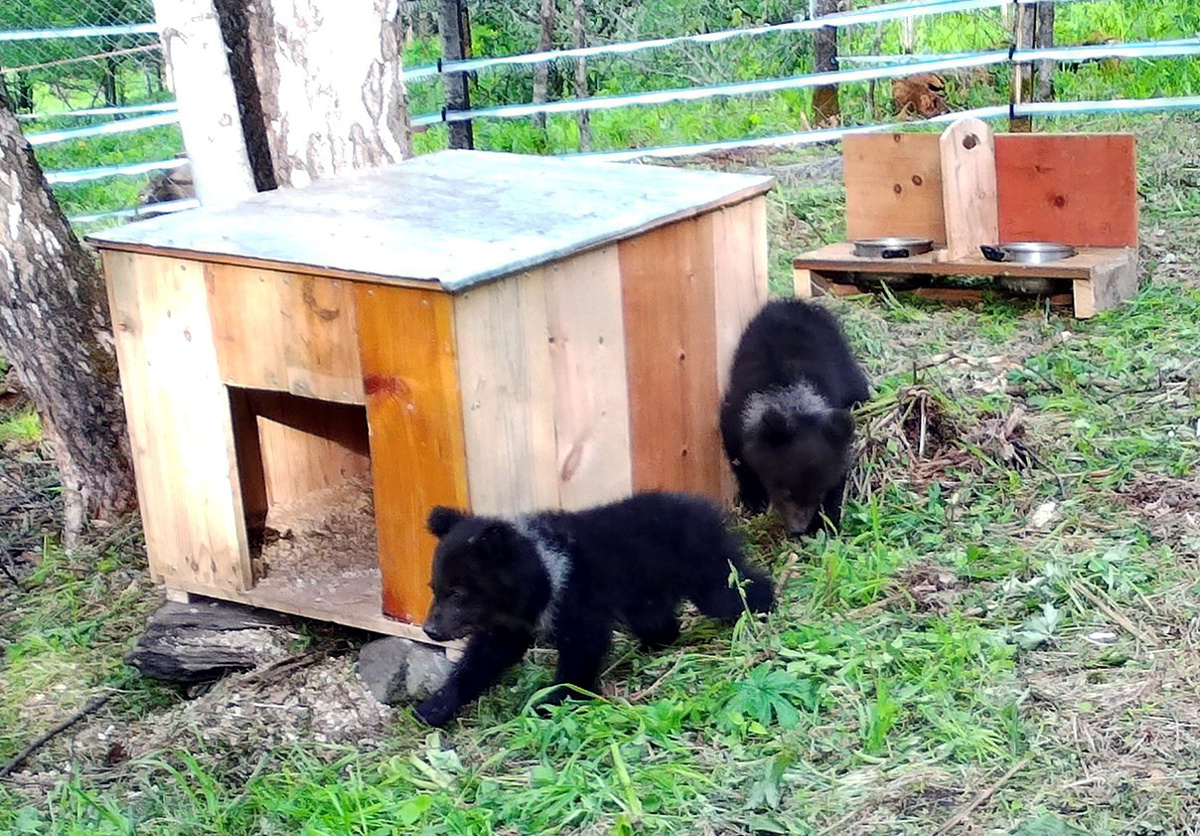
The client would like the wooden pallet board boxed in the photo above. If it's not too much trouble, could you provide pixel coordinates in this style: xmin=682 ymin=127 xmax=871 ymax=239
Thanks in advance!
xmin=995 ymin=133 xmax=1138 ymax=247
xmin=843 ymin=131 xmax=1138 ymax=248
xmin=844 ymin=133 xmax=946 ymax=244
xmin=793 ymin=242 xmax=1137 ymax=318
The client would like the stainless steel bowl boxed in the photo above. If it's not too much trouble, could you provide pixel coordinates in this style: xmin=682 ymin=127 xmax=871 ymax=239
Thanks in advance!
xmin=981 ymin=242 xmax=1078 ymax=264
xmin=853 ymin=237 xmax=934 ymax=259
xmin=995 ymin=276 xmax=1072 ymax=296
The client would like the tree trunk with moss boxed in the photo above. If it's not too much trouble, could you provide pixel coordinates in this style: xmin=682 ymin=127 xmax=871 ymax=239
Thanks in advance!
xmin=812 ymin=0 xmax=840 ymax=126
xmin=0 ymin=95 xmax=137 ymax=542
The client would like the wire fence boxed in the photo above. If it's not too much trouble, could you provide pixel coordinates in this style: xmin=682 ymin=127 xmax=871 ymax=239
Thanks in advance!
xmin=404 ymin=0 xmax=1200 ymax=159
xmin=4 ymin=0 xmax=1199 ymax=225
xmin=0 ymin=0 xmax=181 ymax=225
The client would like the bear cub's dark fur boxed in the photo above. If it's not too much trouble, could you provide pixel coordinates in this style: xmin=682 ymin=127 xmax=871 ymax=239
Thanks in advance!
xmin=415 ymin=491 xmax=774 ymax=727
xmin=720 ymin=299 xmax=870 ymax=537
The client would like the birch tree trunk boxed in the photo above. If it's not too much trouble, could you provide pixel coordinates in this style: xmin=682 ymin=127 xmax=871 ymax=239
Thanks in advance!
xmin=0 ymin=96 xmax=137 ymax=541
xmin=152 ymin=0 xmax=257 ymax=203
xmin=220 ymin=0 xmax=412 ymax=189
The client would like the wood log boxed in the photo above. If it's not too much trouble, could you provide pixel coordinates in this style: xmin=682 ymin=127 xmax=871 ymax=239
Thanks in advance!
xmin=126 ymin=598 xmax=299 ymax=682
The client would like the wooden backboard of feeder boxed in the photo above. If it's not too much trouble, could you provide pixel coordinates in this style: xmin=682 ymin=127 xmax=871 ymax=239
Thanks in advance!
xmin=995 ymin=133 xmax=1138 ymax=247
xmin=939 ymin=117 xmax=999 ymax=260
xmin=842 ymin=129 xmax=1138 ymax=249
xmin=844 ymin=132 xmax=947 ymax=245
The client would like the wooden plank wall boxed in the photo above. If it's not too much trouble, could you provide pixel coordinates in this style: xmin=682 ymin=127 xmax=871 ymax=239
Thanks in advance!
xmin=619 ymin=216 xmax=724 ymax=500
xmin=454 ymin=245 xmax=633 ymax=515
xmin=356 ymin=285 xmax=470 ymax=624
xmin=227 ymin=389 xmax=372 ymax=523
xmin=206 ymin=264 xmax=365 ymax=404
xmin=711 ymin=198 xmax=770 ymax=503
xmin=844 ymin=133 xmax=946 ymax=244
xmin=712 ymin=197 xmax=770 ymax=394
xmin=843 ymin=132 xmax=1137 ymax=249
xmin=452 ymin=267 xmax=559 ymax=515
xmin=244 ymin=391 xmax=371 ymax=509
xmin=102 ymin=251 xmax=251 ymax=591
xmin=542 ymin=247 xmax=632 ymax=510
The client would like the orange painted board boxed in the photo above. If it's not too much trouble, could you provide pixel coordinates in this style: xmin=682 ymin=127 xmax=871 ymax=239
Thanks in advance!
xmin=355 ymin=284 xmax=469 ymax=624
xmin=995 ymin=133 xmax=1138 ymax=247
xmin=843 ymin=133 xmax=946 ymax=244
xmin=618 ymin=216 xmax=723 ymax=500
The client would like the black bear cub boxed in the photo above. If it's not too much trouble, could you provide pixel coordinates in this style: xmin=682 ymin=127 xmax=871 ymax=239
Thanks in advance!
xmin=414 ymin=491 xmax=774 ymax=727
xmin=720 ymin=299 xmax=870 ymax=537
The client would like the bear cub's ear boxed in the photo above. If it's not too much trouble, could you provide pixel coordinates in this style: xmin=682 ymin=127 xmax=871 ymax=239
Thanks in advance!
xmin=821 ymin=410 xmax=856 ymax=447
xmin=427 ymin=506 xmax=467 ymax=537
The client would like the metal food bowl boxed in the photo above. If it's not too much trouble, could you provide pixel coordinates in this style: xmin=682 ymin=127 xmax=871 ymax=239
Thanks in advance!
xmin=852 ymin=237 xmax=934 ymax=259
xmin=980 ymin=241 xmax=1078 ymax=264
xmin=995 ymin=276 xmax=1073 ymax=296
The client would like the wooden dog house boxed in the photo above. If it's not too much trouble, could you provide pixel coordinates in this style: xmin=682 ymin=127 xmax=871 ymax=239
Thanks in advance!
xmin=88 ymin=150 xmax=773 ymax=643
xmin=793 ymin=120 xmax=1140 ymax=317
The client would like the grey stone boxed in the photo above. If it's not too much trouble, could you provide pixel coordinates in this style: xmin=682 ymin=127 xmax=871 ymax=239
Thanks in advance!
xmin=357 ymin=637 xmax=453 ymax=706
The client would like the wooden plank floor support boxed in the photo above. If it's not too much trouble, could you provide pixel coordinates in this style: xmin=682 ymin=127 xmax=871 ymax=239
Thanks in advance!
xmin=793 ymin=243 xmax=1138 ymax=318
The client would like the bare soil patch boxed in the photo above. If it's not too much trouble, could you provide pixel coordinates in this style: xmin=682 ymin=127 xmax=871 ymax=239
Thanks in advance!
xmin=6 ymin=653 xmax=394 ymax=803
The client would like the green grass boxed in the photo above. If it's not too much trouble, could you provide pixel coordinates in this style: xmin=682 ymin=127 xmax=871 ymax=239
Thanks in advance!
xmin=7 ymin=168 xmax=1200 ymax=826
xmin=6 ymin=22 xmax=1200 ymax=831
xmin=405 ymin=0 xmax=1200 ymax=158
xmin=0 ymin=408 xmax=41 ymax=443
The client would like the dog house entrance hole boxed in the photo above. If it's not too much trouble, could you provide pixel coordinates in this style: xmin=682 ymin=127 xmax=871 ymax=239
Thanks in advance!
xmin=228 ymin=388 xmax=383 ymax=614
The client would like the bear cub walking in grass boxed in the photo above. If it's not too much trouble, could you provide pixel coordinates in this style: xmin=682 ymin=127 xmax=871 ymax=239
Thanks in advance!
xmin=721 ymin=299 xmax=870 ymax=537
xmin=415 ymin=491 xmax=774 ymax=727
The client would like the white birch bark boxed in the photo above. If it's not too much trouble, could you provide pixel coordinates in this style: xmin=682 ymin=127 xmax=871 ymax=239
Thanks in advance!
xmin=246 ymin=0 xmax=411 ymax=188
xmin=152 ymin=0 xmax=257 ymax=204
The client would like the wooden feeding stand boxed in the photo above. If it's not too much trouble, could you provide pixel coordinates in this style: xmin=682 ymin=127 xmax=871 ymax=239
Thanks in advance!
xmin=89 ymin=150 xmax=774 ymax=644
xmin=793 ymin=119 xmax=1140 ymax=318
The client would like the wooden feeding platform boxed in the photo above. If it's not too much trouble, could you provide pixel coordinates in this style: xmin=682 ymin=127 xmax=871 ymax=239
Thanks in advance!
xmin=88 ymin=150 xmax=774 ymax=644
xmin=793 ymin=121 xmax=1140 ymax=318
